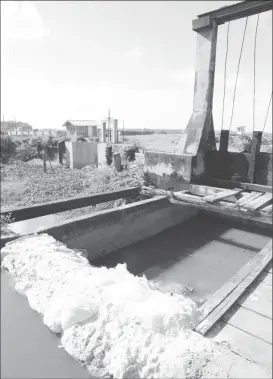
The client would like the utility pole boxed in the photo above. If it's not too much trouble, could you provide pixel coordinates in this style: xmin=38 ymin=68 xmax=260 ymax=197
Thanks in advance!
xmin=108 ymin=109 xmax=111 ymax=142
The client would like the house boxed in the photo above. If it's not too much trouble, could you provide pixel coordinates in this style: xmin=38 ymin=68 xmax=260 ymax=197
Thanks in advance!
xmin=62 ymin=120 xmax=100 ymax=138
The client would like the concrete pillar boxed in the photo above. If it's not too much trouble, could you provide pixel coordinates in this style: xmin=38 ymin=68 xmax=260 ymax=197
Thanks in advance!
xmin=102 ymin=122 xmax=107 ymax=143
xmin=93 ymin=125 xmax=97 ymax=138
xmin=113 ymin=119 xmax=118 ymax=144
xmin=176 ymin=20 xmax=217 ymax=158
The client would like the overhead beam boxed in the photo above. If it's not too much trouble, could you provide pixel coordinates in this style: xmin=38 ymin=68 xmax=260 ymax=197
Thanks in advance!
xmin=193 ymin=1 xmax=272 ymax=31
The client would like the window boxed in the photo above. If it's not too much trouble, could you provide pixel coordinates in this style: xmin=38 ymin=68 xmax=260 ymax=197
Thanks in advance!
xmin=78 ymin=126 xmax=85 ymax=132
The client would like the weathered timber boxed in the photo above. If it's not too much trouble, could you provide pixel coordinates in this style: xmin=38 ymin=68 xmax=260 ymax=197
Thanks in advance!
xmin=203 ymin=188 xmax=242 ymax=203
xmin=244 ymin=192 xmax=273 ymax=211
xmin=196 ymin=1 xmax=272 ymax=27
xmin=248 ymin=131 xmax=263 ymax=183
xmin=256 ymin=271 xmax=272 ymax=287
xmin=219 ymin=130 xmax=229 ymax=152
xmin=207 ymin=178 xmax=272 ymax=193
xmin=189 ymin=184 xmax=241 ymax=202
xmin=0 ymin=187 xmax=140 ymax=222
xmin=235 ymin=191 xmax=263 ymax=207
xmin=195 ymin=240 xmax=272 ymax=335
xmin=223 ymin=305 xmax=272 ymax=345
xmin=261 ymin=204 xmax=273 ymax=214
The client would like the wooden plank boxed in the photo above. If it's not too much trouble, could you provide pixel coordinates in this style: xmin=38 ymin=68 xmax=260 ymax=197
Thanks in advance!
xmin=189 ymin=184 xmax=241 ymax=202
xmin=257 ymin=271 xmax=272 ymax=287
xmin=245 ymin=193 xmax=273 ymax=211
xmin=195 ymin=241 xmax=272 ymax=335
xmin=203 ymin=188 xmax=242 ymax=203
xmin=235 ymin=191 xmax=263 ymax=207
xmin=208 ymin=322 xmax=272 ymax=371
xmin=223 ymin=305 xmax=272 ymax=344
xmin=238 ymin=282 xmax=272 ymax=319
xmin=198 ymin=1 xmax=273 ymax=25
xmin=0 ymin=187 xmax=140 ymax=222
xmin=261 ymin=204 xmax=272 ymax=214
xmin=171 ymin=195 xmax=272 ymax=231
xmin=207 ymin=178 xmax=272 ymax=193
xmin=248 ymin=131 xmax=262 ymax=183
xmin=264 ymin=261 xmax=272 ymax=273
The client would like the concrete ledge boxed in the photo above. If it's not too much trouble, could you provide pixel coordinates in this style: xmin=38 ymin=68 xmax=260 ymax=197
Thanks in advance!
xmin=1 ymin=187 xmax=140 ymax=222
xmin=1 ymin=197 xmax=198 ymax=260
xmin=144 ymin=151 xmax=194 ymax=191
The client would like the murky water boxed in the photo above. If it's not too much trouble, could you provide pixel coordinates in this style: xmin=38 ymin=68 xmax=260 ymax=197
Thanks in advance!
xmin=93 ymin=213 xmax=271 ymax=303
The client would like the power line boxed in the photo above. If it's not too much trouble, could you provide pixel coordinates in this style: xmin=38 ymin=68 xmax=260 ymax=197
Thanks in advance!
xmin=221 ymin=22 xmax=230 ymax=130
xmin=229 ymin=17 xmax=248 ymax=132
xmin=262 ymin=92 xmax=272 ymax=134
xmin=253 ymin=14 xmax=260 ymax=132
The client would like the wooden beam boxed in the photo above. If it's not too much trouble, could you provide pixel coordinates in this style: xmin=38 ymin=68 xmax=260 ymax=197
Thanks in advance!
xmin=219 ymin=130 xmax=229 ymax=152
xmin=195 ymin=240 xmax=272 ymax=336
xmin=261 ymin=204 xmax=272 ymax=214
xmin=171 ymin=193 xmax=272 ymax=230
xmin=0 ymin=187 xmax=140 ymax=222
xmin=248 ymin=131 xmax=263 ymax=183
xmin=189 ymin=184 xmax=241 ymax=202
xmin=203 ymin=188 xmax=242 ymax=203
xmin=235 ymin=191 xmax=263 ymax=208
xmin=195 ymin=1 xmax=272 ymax=29
xmin=206 ymin=178 xmax=272 ymax=193
xmin=244 ymin=192 xmax=272 ymax=211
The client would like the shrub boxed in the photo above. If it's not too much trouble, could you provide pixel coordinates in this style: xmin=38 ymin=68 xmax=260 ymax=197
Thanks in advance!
xmin=16 ymin=144 xmax=37 ymax=162
xmin=0 ymin=135 xmax=17 ymax=163
xmin=123 ymin=142 xmax=140 ymax=162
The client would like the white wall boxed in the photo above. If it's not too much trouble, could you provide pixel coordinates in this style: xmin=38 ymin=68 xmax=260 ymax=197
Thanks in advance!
xmin=65 ymin=141 xmax=98 ymax=169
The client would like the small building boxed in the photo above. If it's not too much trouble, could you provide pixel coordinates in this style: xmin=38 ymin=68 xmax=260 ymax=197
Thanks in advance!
xmin=62 ymin=120 xmax=100 ymax=139
xmin=236 ymin=126 xmax=246 ymax=135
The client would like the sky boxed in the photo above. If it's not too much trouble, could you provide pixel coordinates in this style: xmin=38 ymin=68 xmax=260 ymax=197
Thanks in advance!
xmin=1 ymin=0 xmax=272 ymax=132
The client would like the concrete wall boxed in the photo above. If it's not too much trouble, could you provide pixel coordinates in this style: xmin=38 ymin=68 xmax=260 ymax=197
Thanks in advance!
xmin=24 ymin=197 xmax=198 ymax=262
xmin=144 ymin=151 xmax=193 ymax=190
xmin=206 ymin=151 xmax=272 ymax=185
xmin=97 ymin=142 xmax=107 ymax=166
xmin=65 ymin=141 xmax=98 ymax=169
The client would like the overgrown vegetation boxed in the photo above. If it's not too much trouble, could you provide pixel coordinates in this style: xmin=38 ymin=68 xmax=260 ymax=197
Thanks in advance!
xmin=0 ymin=135 xmax=64 ymax=163
xmin=1 ymin=160 xmax=145 ymax=210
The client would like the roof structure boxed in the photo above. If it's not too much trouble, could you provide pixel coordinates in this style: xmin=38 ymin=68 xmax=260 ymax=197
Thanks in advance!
xmin=62 ymin=120 xmax=100 ymax=127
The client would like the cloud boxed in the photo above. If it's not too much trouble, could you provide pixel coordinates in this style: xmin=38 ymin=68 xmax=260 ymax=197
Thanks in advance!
xmin=124 ymin=47 xmax=144 ymax=62
xmin=1 ymin=1 xmax=50 ymax=48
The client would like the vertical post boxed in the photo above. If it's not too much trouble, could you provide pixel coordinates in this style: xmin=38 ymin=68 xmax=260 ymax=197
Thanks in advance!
xmin=247 ymin=131 xmax=262 ymax=183
xmin=113 ymin=152 xmax=122 ymax=172
xmin=43 ymin=153 xmax=47 ymax=173
xmin=102 ymin=122 xmax=107 ymax=143
xmin=113 ymin=119 xmax=118 ymax=144
xmin=219 ymin=130 xmax=229 ymax=152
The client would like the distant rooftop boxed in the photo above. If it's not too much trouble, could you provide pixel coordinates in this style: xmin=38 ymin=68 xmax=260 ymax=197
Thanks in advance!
xmin=62 ymin=120 xmax=100 ymax=127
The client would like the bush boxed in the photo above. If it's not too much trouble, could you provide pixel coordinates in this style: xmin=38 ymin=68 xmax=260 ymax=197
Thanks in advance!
xmin=123 ymin=142 xmax=140 ymax=162
xmin=16 ymin=144 xmax=37 ymax=162
xmin=0 ymin=135 xmax=17 ymax=163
